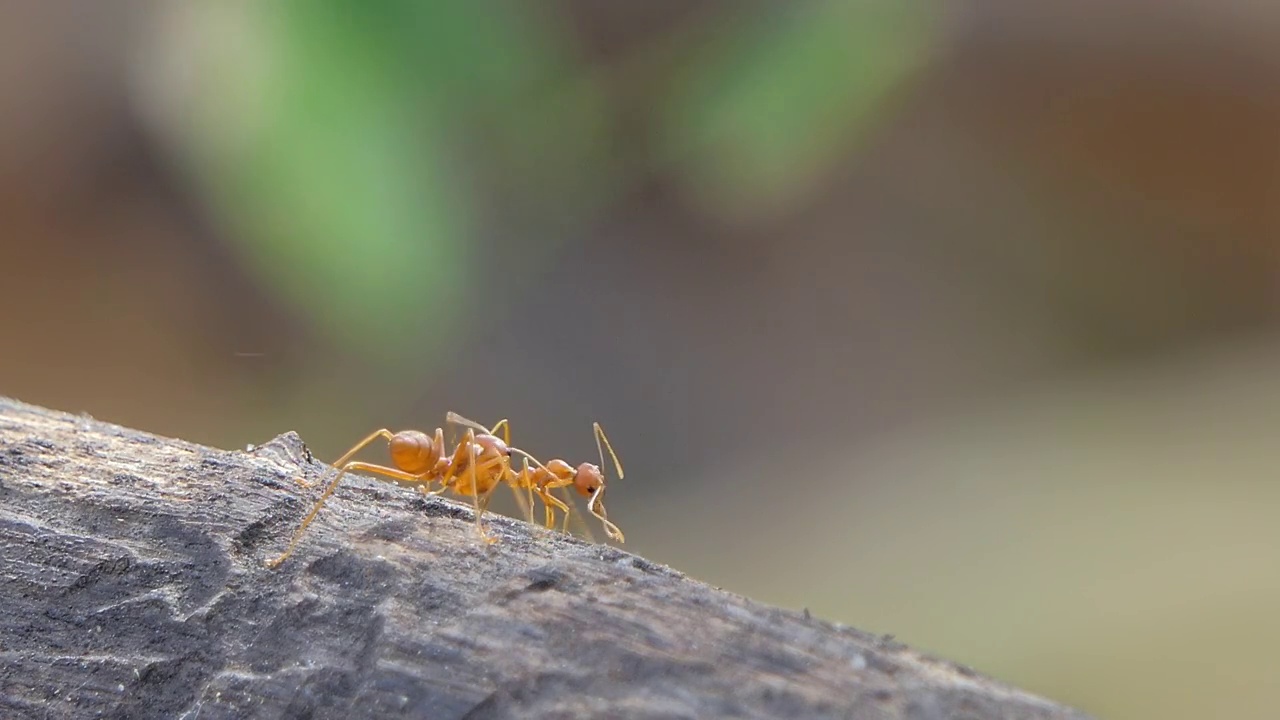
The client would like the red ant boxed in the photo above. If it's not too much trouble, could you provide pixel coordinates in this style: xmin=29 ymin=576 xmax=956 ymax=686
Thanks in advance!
xmin=265 ymin=413 xmax=538 ymax=568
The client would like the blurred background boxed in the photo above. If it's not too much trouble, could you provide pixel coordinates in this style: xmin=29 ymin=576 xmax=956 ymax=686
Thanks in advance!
xmin=2 ymin=1 xmax=1279 ymax=717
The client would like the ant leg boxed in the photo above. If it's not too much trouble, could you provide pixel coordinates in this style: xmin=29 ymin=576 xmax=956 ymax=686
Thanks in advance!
xmin=537 ymin=487 xmax=571 ymax=529
xmin=331 ymin=430 xmax=397 ymax=472
xmin=289 ymin=429 xmax=394 ymax=489
xmin=340 ymin=461 xmax=439 ymax=498
xmin=537 ymin=487 xmax=555 ymax=528
xmin=489 ymin=419 xmax=510 ymax=445
xmin=266 ymin=430 xmax=395 ymax=567
xmin=586 ymin=486 xmax=625 ymax=543
xmin=477 ymin=480 xmax=502 ymax=532
xmin=549 ymin=486 xmax=598 ymax=544
xmin=508 ymin=473 xmax=536 ymax=527
xmin=525 ymin=478 xmax=564 ymax=528
xmin=504 ymin=458 xmax=535 ymax=527
xmin=556 ymin=488 xmax=573 ymax=532
xmin=439 ymin=430 xmax=498 ymax=544
xmin=340 ymin=462 xmax=433 ymax=485
xmin=265 ymin=458 xmax=428 ymax=568
xmin=467 ymin=442 xmax=499 ymax=544
xmin=416 ymin=428 xmax=450 ymax=497
xmin=438 ymin=428 xmax=476 ymax=489
xmin=528 ymin=475 xmax=576 ymax=532
xmin=506 ymin=448 xmax=551 ymax=528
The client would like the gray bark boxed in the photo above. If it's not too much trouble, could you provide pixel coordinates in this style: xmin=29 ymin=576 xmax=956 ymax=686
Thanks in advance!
xmin=0 ymin=396 xmax=1092 ymax=720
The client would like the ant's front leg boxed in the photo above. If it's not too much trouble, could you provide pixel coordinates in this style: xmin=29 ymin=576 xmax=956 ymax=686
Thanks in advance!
xmin=586 ymin=486 xmax=625 ymax=543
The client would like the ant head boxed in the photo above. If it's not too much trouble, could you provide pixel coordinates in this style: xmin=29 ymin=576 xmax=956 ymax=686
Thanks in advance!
xmin=573 ymin=462 xmax=604 ymax=497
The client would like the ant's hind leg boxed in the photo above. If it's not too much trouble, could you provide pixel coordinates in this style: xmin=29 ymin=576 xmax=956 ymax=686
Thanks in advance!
xmin=267 ymin=430 xmax=397 ymax=567
xmin=266 ymin=459 xmax=426 ymax=568
xmin=289 ymin=429 xmax=394 ymax=490
xmin=329 ymin=430 xmax=397 ymax=474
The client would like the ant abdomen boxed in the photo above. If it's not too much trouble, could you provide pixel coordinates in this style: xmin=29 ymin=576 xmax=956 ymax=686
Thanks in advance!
xmin=390 ymin=430 xmax=439 ymax=473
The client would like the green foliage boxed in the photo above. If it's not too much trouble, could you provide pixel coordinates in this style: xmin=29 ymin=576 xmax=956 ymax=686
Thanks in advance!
xmin=184 ymin=1 xmax=607 ymax=365
xmin=169 ymin=1 xmax=931 ymax=363
xmin=656 ymin=1 xmax=935 ymax=219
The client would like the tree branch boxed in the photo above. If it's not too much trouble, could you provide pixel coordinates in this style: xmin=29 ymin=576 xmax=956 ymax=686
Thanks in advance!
xmin=0 ymin=396 xmax=1090 ymax=720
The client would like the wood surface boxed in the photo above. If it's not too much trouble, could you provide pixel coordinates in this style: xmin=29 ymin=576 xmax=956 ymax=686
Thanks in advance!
xmin=0 ymin=396 xmax=1093 ymax=720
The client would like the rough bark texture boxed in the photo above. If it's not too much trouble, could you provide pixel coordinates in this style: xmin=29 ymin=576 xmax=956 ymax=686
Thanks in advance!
xmin=0 ymin=396 xmax=1091 ymax=720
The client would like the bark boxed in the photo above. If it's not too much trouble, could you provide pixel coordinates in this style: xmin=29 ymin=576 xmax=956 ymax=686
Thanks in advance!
xmin=0 ymin=396 xmax=1091 ymax=720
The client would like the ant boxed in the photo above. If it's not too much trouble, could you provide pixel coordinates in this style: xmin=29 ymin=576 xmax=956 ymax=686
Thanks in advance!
xmin=445 ymin=412 xmax=626 ymax=543
xmin=263 ymin=412 xmax=546 ymax=568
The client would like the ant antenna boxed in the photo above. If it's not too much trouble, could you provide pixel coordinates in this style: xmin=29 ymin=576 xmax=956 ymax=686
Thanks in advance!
xmin=587 ymin=485 xmax=624 ymax=542
xmin=509 ymin=445 xmax=546 ymax=470
xmin=593 ymin=422 xmax=623 ymax=482
xmin=589 ymin=422 xmax=625 ymax=542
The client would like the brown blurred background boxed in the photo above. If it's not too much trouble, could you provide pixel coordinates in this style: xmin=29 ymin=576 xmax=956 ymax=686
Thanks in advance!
xmin=4 ymin=2 xmax=1280 ymax=717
